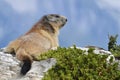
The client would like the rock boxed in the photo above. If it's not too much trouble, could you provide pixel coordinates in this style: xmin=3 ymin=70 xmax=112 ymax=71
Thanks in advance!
xmin=71 ymin=46 xmax=115 ymax=62
xmin=0 ymin=49 xmax=56 ymax=80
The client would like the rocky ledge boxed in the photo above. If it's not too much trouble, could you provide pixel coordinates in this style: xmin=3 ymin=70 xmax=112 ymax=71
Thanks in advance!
xmin=0 ymin=48 xmax=56 ymax=80
xmin=0 ymin=47 xmax=119 ymax=80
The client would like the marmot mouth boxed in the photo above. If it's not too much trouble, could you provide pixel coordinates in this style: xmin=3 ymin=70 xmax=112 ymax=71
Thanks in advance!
xmin=61 ymin=24 xmax=65 ymax=27
xmin=61 ymin=18 xmax=67 ymax=27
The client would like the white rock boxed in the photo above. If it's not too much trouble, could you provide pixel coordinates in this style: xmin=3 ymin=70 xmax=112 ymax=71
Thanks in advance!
xmin=0 ymin=48 xmax=56 ymax=80
xmin=71 ymin=46 xmax=115 ymax=62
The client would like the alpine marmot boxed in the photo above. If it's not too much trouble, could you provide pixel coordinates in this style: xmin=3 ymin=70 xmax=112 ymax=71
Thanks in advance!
xmin=4 ymin=14 xmax=67 ymax=75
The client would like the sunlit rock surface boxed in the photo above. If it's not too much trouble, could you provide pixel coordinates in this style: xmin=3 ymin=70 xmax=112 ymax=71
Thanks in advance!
xmin=0 ymin=48 xmax=56 ymax=80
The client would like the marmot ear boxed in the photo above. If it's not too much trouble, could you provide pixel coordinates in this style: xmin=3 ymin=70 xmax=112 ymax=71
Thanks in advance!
xmin=41 ymin=16 xmax=49 ymax=23
xmin=46 ymin=15 xmax=56 ymax=22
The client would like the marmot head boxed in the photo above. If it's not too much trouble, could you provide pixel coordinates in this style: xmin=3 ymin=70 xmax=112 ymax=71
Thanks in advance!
xmin=40 ymin=14 xmax=67 ymax=33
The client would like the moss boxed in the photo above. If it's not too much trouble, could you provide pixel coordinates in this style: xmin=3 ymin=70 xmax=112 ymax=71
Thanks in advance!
xmin=38 ymin=46 xmax=120 ymax=80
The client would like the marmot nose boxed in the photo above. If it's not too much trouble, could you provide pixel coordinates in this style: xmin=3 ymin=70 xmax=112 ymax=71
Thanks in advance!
xmin=65 ymin=18 xmax=67 ymax=22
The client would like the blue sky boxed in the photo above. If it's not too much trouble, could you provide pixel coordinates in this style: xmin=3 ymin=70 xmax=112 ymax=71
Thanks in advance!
xmin=0 ymin=0 xmax=120 ymax=50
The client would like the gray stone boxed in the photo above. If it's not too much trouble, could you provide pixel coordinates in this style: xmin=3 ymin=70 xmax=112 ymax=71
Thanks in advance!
xmin=0 ymin=50 xmax=56 ymax=80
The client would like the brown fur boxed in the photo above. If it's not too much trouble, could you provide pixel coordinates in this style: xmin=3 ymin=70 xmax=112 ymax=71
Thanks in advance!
xmin=4 ymin=14 xmax=67 ymax=75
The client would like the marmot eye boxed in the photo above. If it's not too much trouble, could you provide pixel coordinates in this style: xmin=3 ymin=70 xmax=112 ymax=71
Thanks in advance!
xmin=55 ymin=15 xmax=59 ymax=18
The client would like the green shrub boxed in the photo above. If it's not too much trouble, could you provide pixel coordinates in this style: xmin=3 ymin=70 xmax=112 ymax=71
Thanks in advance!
xmin=38 ymin=46 xmax=120 ymax=80
xmin=108 ymin=34 xmax=118 ymax=51
xmin=111 ymin=45 xmax=120 ymax=57
xmin=108 ymin=34 xmax=120 ymax=57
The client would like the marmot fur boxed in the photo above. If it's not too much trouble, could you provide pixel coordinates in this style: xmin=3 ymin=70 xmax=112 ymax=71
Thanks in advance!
xmin=4 ymin=14 xmax=67 ymax=75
